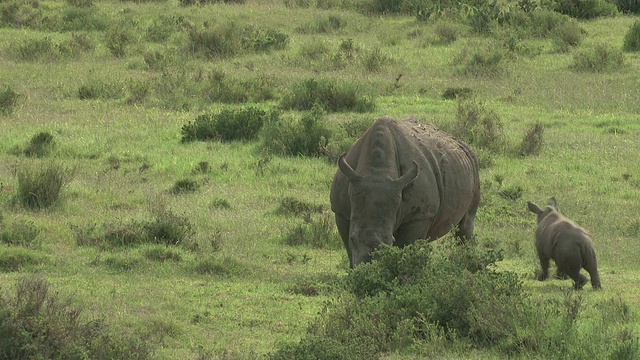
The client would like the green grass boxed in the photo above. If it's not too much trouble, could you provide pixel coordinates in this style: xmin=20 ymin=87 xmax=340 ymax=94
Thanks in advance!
xmin=1 ymin=0 xmax=640 ymax=358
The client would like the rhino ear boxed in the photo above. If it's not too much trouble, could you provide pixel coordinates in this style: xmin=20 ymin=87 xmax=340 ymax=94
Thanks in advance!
xmin=338 ymin=154 xmax=361 ymax=183
xmin=527 ymin=201 xmax=542 ymax=215
xmin=397 ymin=161 xmax=419 ymax=188
xmin=547 ymin=197 xmax=558 ymax=210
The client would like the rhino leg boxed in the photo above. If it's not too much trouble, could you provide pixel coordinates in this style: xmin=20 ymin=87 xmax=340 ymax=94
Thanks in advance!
xmin=455 ymin=198 xmax=479 ymax=242
xmin=394 ymin=219 xmax=432 ymax=247
xmin=569 ymin=273 xmax=588 ymax=290
xmin=584 ymin=263 xmax=602 ymax=290
xmin=335 ymin=214 xmax=352 ymax=267
xmin=537 ymin=257 xmax=550 ymax=281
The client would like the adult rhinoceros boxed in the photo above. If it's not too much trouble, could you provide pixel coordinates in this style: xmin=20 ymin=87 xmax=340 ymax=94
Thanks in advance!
xmin=330 ymin=116 xmax=480 ymax=267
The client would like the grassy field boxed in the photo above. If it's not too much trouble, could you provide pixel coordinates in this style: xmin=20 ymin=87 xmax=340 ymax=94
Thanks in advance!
xmin=1 ymin=0 xmax=640 ymax=358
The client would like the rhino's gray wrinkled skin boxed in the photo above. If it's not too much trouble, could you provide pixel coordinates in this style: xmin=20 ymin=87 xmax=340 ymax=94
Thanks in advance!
xmin=527 ymin=197 xmax=602 ymax=290
xmin=330 ymin=116 xmax=480 ymax=268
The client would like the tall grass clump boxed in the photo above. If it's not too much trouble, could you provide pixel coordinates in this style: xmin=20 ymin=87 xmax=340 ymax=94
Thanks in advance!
xmin=570 ymin=43 xmax=625 ymax=72
xmin=516 ymin=122 xmax=544 ymax=157
xmin=187 ymin=21 xmax=242 ymax=58
xmin=0 ymin=217 xmax=41 ymax=248
xmin=104 ymin=21 xmax=136 ymax=57
xmin=241 ymin=27 xmax=289 ymax=52
xmin=623 ymin=20 xmax=640 ymax=52
xmin=446 ymin=99 xmax=505 ymax=152
xmin=198 ymin=70 xmax=277 ymax=104
xmin=15 ymin=161 xmax=76 ymax=210
xmin=181 ymin=106 xmax=276 ymax=142
xmin=0 ymin=85 xmax=20 ymax=115
xmin=0 ymin=275 xmax=153 ymax=359
xmin=261 ymin=104 xmax=332 ymax=157
xmin=11 ymin=37 xmax=59 ymax=61
xmin=552 ymin=21 xmax=584 ymax=52
xmin=280 ymin=78 xmax=374 ymax=112
xmin=452 ymin=42 xmax=507 ymax=77
xmin=60 ymin=6 xmax=109 ymax=31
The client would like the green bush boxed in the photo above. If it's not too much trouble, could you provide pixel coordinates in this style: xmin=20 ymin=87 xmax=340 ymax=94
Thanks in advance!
xmin=11 ymin=36 xmax=58 ymax=61
xmin=570 ymin=42 xmax=625 ymax=72
xmin=77 ymin=79 xmax=124 ymax=100
xmin=282 ymin=211 xmax=341 ymax=249
xmin=553 ymin=0 xmax=618 ymax=19
xmin=0 ymin=275 xmax=153 ymax=359
xmin=60 ymin=7 xmax=108 ymax=31
xmin=552 ymin=20 xmax=584 ymax=52
xmin=104 ymin=22 xmax=136 ymax=57
xmin=280 ymin=78 xmax=375 ymax=112
xmin=261 ymin=105 xmax=332 ymax=157
xmin=0 ymin=86 xmax=20 ymax=115
xmin=181 ymin=106 xmax=274 ymax=142
xmin=623 ymin=20 xmax=640 ymax=52
xmin=610 ymin=0 xmax=640 ymax=13
xmin=16 ymin=161 xmax=76 ymax=210
xmin=146 ymin=15 xmax=187 ymax=43
xmin=198 ymin=70 xmax=277 ymax=104
xmin=296 ymin=14 xmax=346 ymax=34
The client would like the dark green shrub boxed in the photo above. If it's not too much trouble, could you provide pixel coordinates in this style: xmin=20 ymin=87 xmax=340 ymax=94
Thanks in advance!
xmin=0 ymin=86 xmax=20 ymax=115
xmin=610 ymin=0 xmax=640 ymax=13
xmin=280 ymin=78 xmax=375 ymax=112
xmin=24 ymin=131 xmax=55 ymax=158
xmin=553 ymin=0 xmax=618 ymax=19
xmin=517 ymin=122 xmax=544 ymax=157
xmin=193 ymin=255 xmax=247 ymax=276
xmin=261 ymin=105 xmax=332 ymax=157
xmin=16 ymin=161 xmax=76 ymax=210
xmin=466 ymin=1 xmax=503 ymax=34
xmin=181 ymin=106 xmax=273 ymax=142
xmin=0 ymin=275 xmax=153 ymax=359
xmin=125 ymin=78 xmax=150 ymax=105
xmin=170 ymin=178 xmax=199 ymax=194
xmin=623 ymin=20 xmax=640 ymax=52
xmin=58 ymin=32 xmax=96 ymax=57
xmin=210 ymin=198 xmax=231 ymax=210
xmin=198 ymin=70 xmax=277 ymax=104
xmin=570 ymin=42 xmax=625 ymax=72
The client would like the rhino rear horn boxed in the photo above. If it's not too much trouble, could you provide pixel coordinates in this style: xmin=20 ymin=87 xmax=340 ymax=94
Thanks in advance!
xmin=338 ymin=154 xmax=362 ymax=183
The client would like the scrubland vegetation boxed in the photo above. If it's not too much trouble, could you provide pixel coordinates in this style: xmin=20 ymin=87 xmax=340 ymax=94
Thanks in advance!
xmin=1 ymin=0 xmax=640 ymax=358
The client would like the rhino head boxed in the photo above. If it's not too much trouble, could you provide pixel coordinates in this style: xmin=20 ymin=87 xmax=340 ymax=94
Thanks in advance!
xmin=338 ymin=155 xmax=418 ymax=267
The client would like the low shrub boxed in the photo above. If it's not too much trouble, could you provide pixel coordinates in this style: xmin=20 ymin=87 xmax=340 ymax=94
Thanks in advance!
xmin=60 ymin=7 xmax=108 ymax=31
xmin=623 ymin=20 xmax=640 ymax=52
xmin=275 ymin=197 xmax=324 ymax=217
xmin=187 ymin=21 xmax=243 ymax=58
xmin=296 ymin=14 xmax=346 ymax=34
xmin=610 ymin=0 xmax=640 ymax=13
xmin=24 ymin=131 xmax=55 ymax=158
xmin=241 ymin=27 xmax=289 ymax=52
xmin=0 ymin=275 xmax=153 ymax=359
xmin=0 ymin=86 xmax=20 ymax=115
xmin=570 ymin=43 xmax=625 ymax=72
xmin=280 ymin=78 xmax=375 ymax=112
xmin=282 ymin=211 xmax=341 ymax=249
xmin=11 ymin=36 xmax=58 ymax=61
xmin=0 ymin=247 xmax=47 ymax=271
xmin=181 ymin=106 xmax=274 ymax=142
xmin=77 ymin=80 xmax=124 ymax=100
xmin=15 ymin=161 xmax=77 ymax=210
xmin=261 ymin=104 xmax=332 ymax=157
xmin=104 ymin=22 xmax=136 ymax=58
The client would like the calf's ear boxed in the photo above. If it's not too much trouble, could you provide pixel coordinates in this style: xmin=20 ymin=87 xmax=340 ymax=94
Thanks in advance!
xmin=527 ymin=201 xmax=542 ymax=215
xmin=547 ymin=197 xmax=558 ymax=210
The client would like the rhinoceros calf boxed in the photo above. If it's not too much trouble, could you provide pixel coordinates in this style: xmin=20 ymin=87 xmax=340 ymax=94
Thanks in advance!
xmin=330 ymin=116 xmax=480 ymax=268
xmin=527 ymin=197 xmax=601 ymax=290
